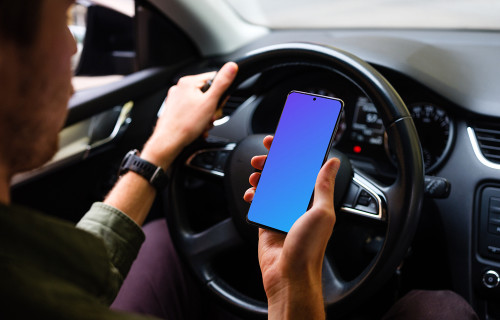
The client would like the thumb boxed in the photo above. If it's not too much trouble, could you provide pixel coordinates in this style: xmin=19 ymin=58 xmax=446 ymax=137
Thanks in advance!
xmin=312 ymin=158 xmax=341 ymax=211
xmin=207 ymin=62 xmax=238 ymax=99
xmin=281 ymin=158 xmax=341 ymax=272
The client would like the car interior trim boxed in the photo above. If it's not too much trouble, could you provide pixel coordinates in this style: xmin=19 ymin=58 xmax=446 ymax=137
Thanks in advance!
xmin=386 ymin=115 xmax=414 ymax=130
xmin=147 ymin=0 xmax=268 ymax=55
xmin=88 ymin=101 xmax=134 ymax=149
xmin=467 ymin=127 xmax=500 ymax=170
xmin=340 ymin=171 xmax=386 ymax=220
xmin=12 ymin=101 xmax=134 ymax=187
xmin=67 ymin=67 xmax=172 ymax=126
xmin=185 ymin=143 xmax=237 ymax=177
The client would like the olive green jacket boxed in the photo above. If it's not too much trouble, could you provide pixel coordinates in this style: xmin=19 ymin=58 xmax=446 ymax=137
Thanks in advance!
xmin=0 ymin=202 xmax=158 ymax=319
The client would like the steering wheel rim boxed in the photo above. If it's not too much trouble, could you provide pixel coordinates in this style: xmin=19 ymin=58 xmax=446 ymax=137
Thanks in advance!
xmin=167 ymin=43 xmax=424 ymax=317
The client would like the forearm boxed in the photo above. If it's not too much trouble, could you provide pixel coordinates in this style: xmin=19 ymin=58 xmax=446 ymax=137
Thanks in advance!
xmin=267 ymin=282 xmax=325 ymax=320
xmin=104 ymin=140 xmax=181 ymax=226
xmin=105 ymin=62 xmax=236 ymax=226
xmin=104 ymin=172 xmax=156 ymax=226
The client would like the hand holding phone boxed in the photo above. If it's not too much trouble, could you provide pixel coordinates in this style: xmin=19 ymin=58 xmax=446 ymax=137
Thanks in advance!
xmin=246 ymin=91 xmax=344 ymax=233
xmin=244 ymin=137 xmax=341 ymax=320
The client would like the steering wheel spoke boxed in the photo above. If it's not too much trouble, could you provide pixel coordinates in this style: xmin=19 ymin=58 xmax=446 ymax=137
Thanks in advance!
xmin=185 ymin=143 xmax=236 ymax=178
xmin=340 ymin=169 xmax=388 ymax=221
xmin=322 ymin=258 xmax=346 ymax=304
xmin=184 ymin=218 xmax=244 ymax=261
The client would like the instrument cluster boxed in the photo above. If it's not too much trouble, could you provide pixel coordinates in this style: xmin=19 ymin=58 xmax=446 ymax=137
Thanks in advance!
xmin=250 ymin=70 xmax=455 ymax=175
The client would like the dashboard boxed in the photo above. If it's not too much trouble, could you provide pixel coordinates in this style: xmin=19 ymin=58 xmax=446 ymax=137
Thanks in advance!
xmin=244 ymin=67 xmax=457 ymax=181
xmin=211 ymin=30 xmax=500 ymax=318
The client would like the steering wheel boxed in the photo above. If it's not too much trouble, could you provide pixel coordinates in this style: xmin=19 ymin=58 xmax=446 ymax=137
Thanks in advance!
xmin=167 ymin=43 xmax=424 ymax=317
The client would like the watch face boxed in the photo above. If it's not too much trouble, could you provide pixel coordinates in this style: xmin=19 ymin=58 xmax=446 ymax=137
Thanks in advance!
xmin=119 ymin=150 xmax=139 ymax=175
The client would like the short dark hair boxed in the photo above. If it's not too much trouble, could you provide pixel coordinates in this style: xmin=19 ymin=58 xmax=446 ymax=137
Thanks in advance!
xmin=0 ymin=1 xmax=43 ymax=46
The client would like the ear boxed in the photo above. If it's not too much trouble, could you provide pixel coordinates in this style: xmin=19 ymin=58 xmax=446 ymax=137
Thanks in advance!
xmin=0 ymin=43 xmax=20 ymax=112
xmin=0 ymin=42 xmax=19 ymax=81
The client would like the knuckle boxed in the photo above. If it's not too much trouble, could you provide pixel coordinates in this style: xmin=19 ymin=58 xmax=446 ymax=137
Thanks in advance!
xmin=317 ymin=179 xmax=333 ymax=192
xmin=313 ymin=207 xmax=336 ymax=224
xmin=177 ymin=76 xmax=191 ymax=86
xmin=316 ymin=206 xmax=331 ymax=216
xmin=167 ymin=85 xmax=178 ymax=96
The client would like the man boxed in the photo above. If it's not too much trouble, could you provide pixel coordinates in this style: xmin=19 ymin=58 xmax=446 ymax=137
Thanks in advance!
xmin=0 ymin=1 xmax=480 ymax=320
xmin=0 ymin=1 xmax=341 ymax=319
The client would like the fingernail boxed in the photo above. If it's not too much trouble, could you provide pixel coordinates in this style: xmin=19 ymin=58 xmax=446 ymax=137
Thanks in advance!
xmin=226 ymin=62 xmax=238 ymax=75
xmin=244 ymin=190 xmax=254 ymax=201
xmin=332 ymin=158 xmax=341 ymax=171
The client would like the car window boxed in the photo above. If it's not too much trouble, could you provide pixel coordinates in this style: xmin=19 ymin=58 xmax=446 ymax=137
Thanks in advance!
xmin=225 ymin=0 xmax=500 ymax=30
xmin=68 ymin=0 xmax=134 ymax=91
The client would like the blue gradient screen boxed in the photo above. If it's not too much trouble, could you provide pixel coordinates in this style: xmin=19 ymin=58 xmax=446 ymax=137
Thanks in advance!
xmin=247 ymin=91 xmax=343 ymax=233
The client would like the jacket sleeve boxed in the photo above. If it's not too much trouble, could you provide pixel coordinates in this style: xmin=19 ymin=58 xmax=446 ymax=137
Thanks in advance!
xmin=76 ymin=202 xmax=145 ymax=304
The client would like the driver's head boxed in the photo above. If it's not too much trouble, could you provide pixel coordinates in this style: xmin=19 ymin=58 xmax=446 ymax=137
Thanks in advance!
xmin=0 ymin=1 xmax=43 ymax=47
xmin=0 ymin=0 xmax=76 ymax=177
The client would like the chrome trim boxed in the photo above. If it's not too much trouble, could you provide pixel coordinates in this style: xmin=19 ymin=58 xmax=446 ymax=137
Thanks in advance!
xmin=467 ymin=126 xmax=500 ymax=170
xmin=340 ymin=172 xmax=386 ymax=220
xmin=483 ymin=270 xmax=500 ymax=289
xmin=89 ymin=101 xmax=134 ymax=149
xmin=12 ymin=102 xmax=134 ymax=185
xmin=157 ymin=99 xmax=167 ymax=117
xmin=185 ymin=143 xmax=236 ymax=177
xmin=213 ymin=116 xmax=230 ymax=126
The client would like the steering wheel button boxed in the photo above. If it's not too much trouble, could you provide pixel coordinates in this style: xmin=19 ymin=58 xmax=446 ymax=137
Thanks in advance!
xmin=214 ymin=151 xmax=230 ymax=171
xmin=343 ymin=183 xmax=360 ymax=207
xmin=487 ymin=246 xmax=500 ymax=255
xmin=190 ymin=155 xmax=204 ymax=167
xmin=358 ymin=196 xmax=371 ymax=206
xmin=191 ymin=152 xmax=216 ymax=170
xmin=488 ymin=223 xmax=500 ymax=236
xmin=205 ymin=151 xmax=217 ymax=162
xmin=360 ymin=190 xmax=370 ymax=197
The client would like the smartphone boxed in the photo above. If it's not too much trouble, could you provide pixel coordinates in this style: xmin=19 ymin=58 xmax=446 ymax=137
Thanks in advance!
xmin=246 ymin=91 xmax=344 ymax=233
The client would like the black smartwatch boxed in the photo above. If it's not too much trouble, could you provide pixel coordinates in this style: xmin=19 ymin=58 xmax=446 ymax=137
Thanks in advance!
xmin=118 ymin=149 xmax=168 ymax=190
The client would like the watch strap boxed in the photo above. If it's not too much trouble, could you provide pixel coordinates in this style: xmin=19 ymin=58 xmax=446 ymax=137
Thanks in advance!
xmin=119 ymin=150 xmax=168 ymax=190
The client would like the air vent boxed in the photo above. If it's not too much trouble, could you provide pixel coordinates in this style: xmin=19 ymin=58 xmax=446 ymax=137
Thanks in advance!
xmin=473 ymin=123 xmax=500 ymax=164
xmin=223 ymin=94 xmax=249 ymax=116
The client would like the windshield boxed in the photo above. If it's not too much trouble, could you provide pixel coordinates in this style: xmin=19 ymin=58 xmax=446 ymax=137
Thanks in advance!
xmin=225 ymin=0 xmax=500 ymax=30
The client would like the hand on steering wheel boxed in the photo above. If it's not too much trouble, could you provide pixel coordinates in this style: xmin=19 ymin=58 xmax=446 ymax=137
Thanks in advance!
xmin=244 ymin=135 xmax=341 ymax=320
xmin=142 ymin=62 xmax=238 ymax=169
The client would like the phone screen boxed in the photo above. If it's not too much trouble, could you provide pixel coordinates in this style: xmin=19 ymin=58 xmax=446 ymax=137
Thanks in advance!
xmin=246 ymin=91 xmax=344 ymax=233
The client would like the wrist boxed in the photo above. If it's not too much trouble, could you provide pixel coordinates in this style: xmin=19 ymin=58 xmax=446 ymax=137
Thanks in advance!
xmin=141 ymin=136 xmax=183 ymax=170
xmin=118 ymin=150 xmax=168 ymax=190
xmin=267 ymin=281 xmax=325 ymax=320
